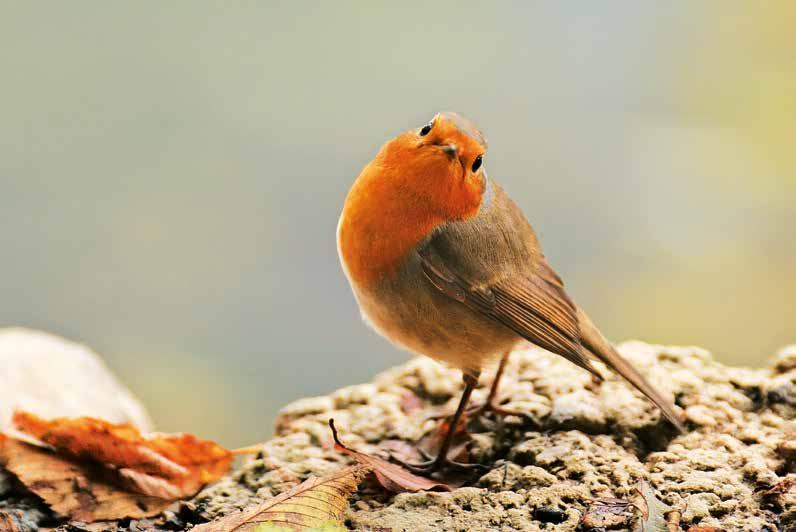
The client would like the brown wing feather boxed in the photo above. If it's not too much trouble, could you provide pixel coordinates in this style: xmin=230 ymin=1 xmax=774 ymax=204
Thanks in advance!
xmin=417 ymin=180 xmax=684 ymax=432
xmin=418 ymin=247 xmax=603 ymax=380
xmin=419 ymin=246 xmax=685 ymax=431
xmin=575 ymin=307 xmax=686 ymax=432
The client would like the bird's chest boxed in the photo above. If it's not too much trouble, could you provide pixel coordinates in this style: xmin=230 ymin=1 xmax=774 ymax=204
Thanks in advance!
xmin=349 ymin=255 xmax=516 ymax=372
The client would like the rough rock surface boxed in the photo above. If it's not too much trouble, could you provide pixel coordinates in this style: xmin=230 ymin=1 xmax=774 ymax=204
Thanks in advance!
xmin=0 ymin=328 xmax=153 ymax=433
xmin=193 ymin=342 xmax=795 ymax=531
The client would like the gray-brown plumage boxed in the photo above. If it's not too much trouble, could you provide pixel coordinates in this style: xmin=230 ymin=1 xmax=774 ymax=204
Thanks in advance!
xmin=416 ymin=181 xmax=684 ymax=432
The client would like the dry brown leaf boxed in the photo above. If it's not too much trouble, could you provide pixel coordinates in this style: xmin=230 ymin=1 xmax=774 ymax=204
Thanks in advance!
xmin=633 ymin=481 xmax=674 ymax=532
xmin=0 ymin=437 xmax=172 ymax=522
xmin=329 ymin=419 xmax=452 ymax=493
xmin=193 ymin=464 xmax=370 ymax=532
xmin=581 ymin=484 xmax=680 ymax=532
xmin=579 ymin=497 xmax=634 ymax=529
xmin=12 ymin=411 xmax=232 ymax=499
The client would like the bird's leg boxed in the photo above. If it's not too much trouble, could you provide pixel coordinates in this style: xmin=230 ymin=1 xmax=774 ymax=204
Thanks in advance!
xmin=464 ymin=351 xmax=537 ymax=423
xmin=478 ymin=350 xmax=510 ymax=409
xmin=391 ymin=372 xmax=486 ymax=475
xmin=426 ymin=352 xmax=532 ymax=424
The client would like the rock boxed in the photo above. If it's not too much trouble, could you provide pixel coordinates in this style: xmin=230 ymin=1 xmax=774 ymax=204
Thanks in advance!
xmin=0 ymin=329 xmax=156 ymax=531
xmin=192 ymin=342 xmax=795 ymax=531
xmin=0 ymin=328 xmax=153 ymax=433
xmin=1 ymin=338 xmax=792 ymax=530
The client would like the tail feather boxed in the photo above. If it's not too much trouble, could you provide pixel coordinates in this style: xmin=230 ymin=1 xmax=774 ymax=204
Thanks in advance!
xmin=576 ymin=307 xmax=685 ymax=433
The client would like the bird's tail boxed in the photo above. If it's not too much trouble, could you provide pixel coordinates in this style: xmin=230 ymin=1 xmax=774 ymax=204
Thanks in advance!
xmin=576 ymin=307 xmax=686 ymax=433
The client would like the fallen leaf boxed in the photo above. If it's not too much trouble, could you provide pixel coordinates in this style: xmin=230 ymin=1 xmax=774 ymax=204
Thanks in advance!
xmin=0 ymin=437 xmax=172 ymax=522
xmin=685 ymin=527 xmax=721 ymax=532
xmin=579 ymin=497 xmax=634 ymax=529
xmin=379 ymin=439 xmax=417 ymax=460
xmin=12 ymin=411 xmax=232 ymax=499
xmin=192 ymin=464 xmax=370 ymax=532
xmin=633 ymin=481 xmax=674 ymax=532
xmin=580 ymin=486 xmax=681 ymax=532
xmin=0 ymin=512 xmax=22 ymax=532
xmin=328 ymin=419 xmax=452 ymax=493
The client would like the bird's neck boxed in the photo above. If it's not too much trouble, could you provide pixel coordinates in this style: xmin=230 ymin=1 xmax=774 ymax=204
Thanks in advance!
xmin=337 ymin=164 xmax=444 ymax=287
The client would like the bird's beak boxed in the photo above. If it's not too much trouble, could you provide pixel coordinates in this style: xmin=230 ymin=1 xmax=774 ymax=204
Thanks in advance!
xmin=441 ymin=143 xmax=467 ymax=179
xmin=442 ymin=143 xmax=458 ymax=157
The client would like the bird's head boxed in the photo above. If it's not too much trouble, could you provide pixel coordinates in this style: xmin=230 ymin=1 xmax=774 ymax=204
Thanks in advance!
xmin=376 ymin=111 xmax=490 ymax=221
xmin=339 ymin=112 xmax=492 ymax=285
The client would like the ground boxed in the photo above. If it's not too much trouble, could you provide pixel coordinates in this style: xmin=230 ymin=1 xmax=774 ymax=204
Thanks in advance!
xmin=0 ymin=338 xmax=793 ymax=530
xmin=191 ymin=341 xmax=795 ymax=531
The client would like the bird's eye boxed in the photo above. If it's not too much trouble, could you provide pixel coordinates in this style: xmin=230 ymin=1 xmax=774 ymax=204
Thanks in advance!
xmin=419 ymin=122 xmax=433 ymax=136
xmin=471 ymin=155 xmax=483 ymax=172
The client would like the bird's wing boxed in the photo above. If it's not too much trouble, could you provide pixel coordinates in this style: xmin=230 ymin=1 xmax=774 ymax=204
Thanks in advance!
xmin=417 ymin=241 xmax=604 ymax=381
xmin=416 ymin=180 xmax=684 ymax=432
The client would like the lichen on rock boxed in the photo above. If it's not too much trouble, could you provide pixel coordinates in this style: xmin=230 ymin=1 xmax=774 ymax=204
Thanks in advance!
xmin=192 ymin=342 xmax=795 ymax=531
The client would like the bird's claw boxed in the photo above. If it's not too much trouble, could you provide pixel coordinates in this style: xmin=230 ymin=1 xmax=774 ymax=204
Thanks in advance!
xmin=416 ymin=446 xmax=434 ymax=461
xmin=429 ymin=399 xmax=536 ymax=426
xmin=389 ymin=452 xmax=488 ymax=476
xmin=467 ymin=400 xmax=537 ymax=423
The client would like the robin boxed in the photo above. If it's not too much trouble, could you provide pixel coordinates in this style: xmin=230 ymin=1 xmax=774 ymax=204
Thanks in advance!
xmin=337 ymin=112 xmax=684 ymax=474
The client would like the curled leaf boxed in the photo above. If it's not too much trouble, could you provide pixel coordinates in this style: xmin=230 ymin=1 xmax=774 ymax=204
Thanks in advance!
xmin=12 ymin=410 xmax=232 ymax=499
xmin=193 ymin=464 xmax=370 ymax=531
xmin=0 ymin=437 xmax=172 ymax=522
xmin=329 ymin=419 xmax=452 ymax=493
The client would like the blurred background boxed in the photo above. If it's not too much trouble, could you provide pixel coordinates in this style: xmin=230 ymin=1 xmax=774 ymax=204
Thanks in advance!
xmin=1 ymin=3 xmax=793 ymax=446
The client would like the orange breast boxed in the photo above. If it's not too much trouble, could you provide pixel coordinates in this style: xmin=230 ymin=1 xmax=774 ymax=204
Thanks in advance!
xmin=338 ymin=133 xmax=485 ymax=287
xmin=338 ymin=162 xmax=441 ymax=287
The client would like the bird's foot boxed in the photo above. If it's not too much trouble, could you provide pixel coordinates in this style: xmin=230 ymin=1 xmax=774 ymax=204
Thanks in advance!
xmin=428 ymin=398 xmax=536 ymax=427
xmin=465 ymin=398 xmax=536 ymax=423
xmin=389 ymin=447 xmax=488 ymax=476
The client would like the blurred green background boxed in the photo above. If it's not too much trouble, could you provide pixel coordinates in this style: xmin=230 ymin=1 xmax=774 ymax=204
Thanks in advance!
xmin=1 ymin=3 xmax=793 ymax=446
